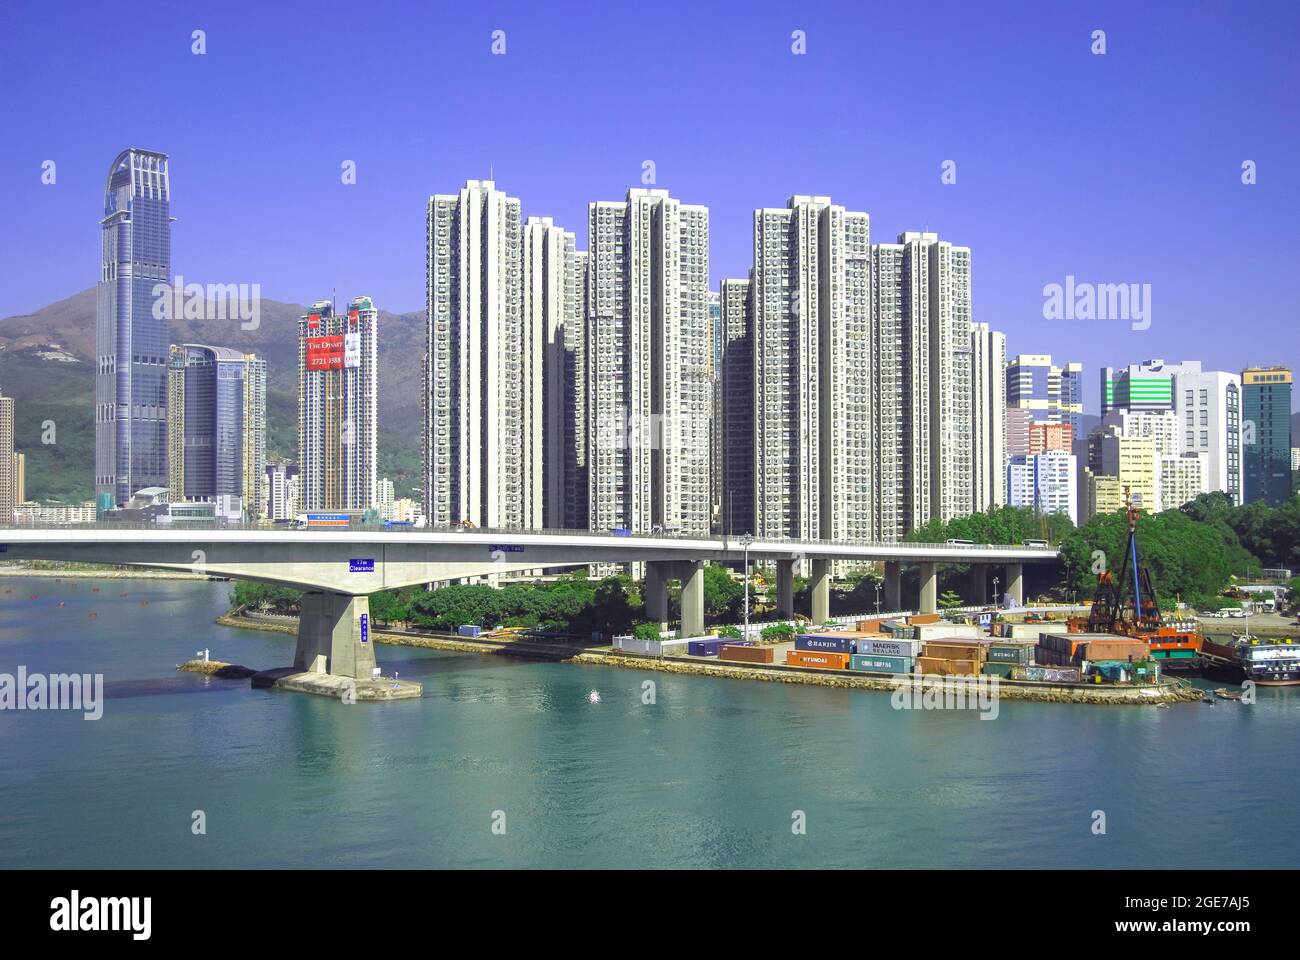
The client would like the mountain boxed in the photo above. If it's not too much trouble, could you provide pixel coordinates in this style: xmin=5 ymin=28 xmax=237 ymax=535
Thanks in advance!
xmin=0 ymin=289 xmax=427 ymax=502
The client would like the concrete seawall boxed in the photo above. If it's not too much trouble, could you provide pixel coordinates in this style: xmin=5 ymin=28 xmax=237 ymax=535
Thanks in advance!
xmin=218 ymin=609 xmax=1201 ymax=706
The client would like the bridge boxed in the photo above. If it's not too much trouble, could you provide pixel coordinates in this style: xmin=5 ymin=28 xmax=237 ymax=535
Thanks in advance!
xmin=0 ymin=524 xmax=1059 ymax=682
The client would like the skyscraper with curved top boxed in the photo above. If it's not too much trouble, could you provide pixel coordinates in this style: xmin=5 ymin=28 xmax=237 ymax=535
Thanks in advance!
xmin=96 ymin=148 xmax=171 ymax=511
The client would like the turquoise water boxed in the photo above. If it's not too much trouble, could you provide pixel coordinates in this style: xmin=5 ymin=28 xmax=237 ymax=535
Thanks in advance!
xmin=0 ymin=577 xmax=1296 ymax=869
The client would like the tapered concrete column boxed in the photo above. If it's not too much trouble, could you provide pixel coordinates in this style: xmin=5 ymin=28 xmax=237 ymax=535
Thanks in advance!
xmin=1007 ymin=563 xmax=1024 ymax=607
xmin=680 ymin=560 xmax=706 ymax=638
xmin=918 ymin=562 xmax=938 ymax=615
xmin=645 ymin=561 xmax=670 ymax=624
xmin=294 ymin=592 xmax=377 ymax=680
xmin=970 ymin=565 xmax=988 ymax=606
xmin=776 ymin=558 xmax=795 ymax=617
xmin=810 ymin=559 xmax=831 ymax=625
xmin=884 ymin=561 xmax=901 ymax=612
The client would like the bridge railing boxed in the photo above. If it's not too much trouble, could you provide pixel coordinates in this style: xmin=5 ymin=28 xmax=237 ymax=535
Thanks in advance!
xmin=0 ymin=521 xmax=1057 ymax=553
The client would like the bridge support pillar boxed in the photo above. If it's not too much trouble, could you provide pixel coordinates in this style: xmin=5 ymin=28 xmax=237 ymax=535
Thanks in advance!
xmin=1007 ymin=563 xmax=1024 ymax=607
xmin=645 ymin=561 xmax=670 ymax=625
xmin=918 ymin=562 xmax=937 ymax=615
xmin=810 ymin=559 xmax=830 ymax=625
xmin=293 ymin=592 xmax=377 ymax=680
xmin=883 ymin=561 xmax=901 ymax=612
xmin=970 ymin=565 xmax=988 ymax=606
xmin=776 ymin=559 xmax=795 ymax=618
xmin=679 ymin=560 xmax=705 ymax=638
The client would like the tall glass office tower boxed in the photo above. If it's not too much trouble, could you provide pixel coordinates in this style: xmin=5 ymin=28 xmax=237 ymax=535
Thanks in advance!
xmin=96 ymin=148 xmax=172 ymax=511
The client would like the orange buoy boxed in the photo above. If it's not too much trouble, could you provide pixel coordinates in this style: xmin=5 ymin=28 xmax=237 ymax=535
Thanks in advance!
xmin=88 ymin=611 xmax=97 ymax=618
xmin=92 ymin=587 xmax=100 ymax=593
xmin=58 ymin=601 xmax=65 ymax=608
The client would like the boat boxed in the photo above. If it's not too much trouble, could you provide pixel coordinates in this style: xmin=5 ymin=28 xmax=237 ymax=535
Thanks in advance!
xmin=1213 ymin=687 xmax=1243 ymax=701
xmin=1234 ymin=637 xmax=1300 ymax=687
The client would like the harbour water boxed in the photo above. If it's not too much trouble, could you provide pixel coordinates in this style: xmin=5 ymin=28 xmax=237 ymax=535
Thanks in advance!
xmin=1 ymin=577 xmax=1296 ymax=869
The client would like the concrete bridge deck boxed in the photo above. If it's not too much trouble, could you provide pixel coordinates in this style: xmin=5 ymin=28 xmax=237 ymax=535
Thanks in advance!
xmin=0 ymin=523 xmax=1060 ymax=683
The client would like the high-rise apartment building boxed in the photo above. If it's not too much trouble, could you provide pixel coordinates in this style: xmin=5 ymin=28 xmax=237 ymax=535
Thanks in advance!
xmin=1095 ymin=428 xmax=1157 ymax=513
xmin=96 ymin=149 xmax=171 ymax=511
xmin=0 ymin=395 xmax=13 ymax=524
xmin=523 ymin=215 xmax=581 ymax=528
xmin=166 ymin=344 xmax=266 ymax=519
xmin=872 ymin=231 xmax=973 ymax=535
xmin=708 ymin=291 xmax=723 ymax=532
xmin=564 ymin=251 xmax=590 ymax=529
xmin=1006 ymin=355 xmax=1083 ymax=433
xmin=587 ymin=188 xmax=710 ymax=535
xmin=1099 ymin=360 xmax=1243 ymax=504
xmin=297 ymin=298 xmax=378 ymax=512
xmin=719 ymin=277 xmax=754 ymax=536
xmin=748 ymin=196 xmax=871 ymax=542
xmin=425 ymin=180 xmax=525 ymax=529
xmin=1158 ymin=452 xmax=1207 ymax=512
xmin=971 ymin=323 xmax=1007 ymax=511
xmin=1006 ymin=450 xmax=1077 ymax=525
xmin=1242 ymin=366 xmax=1292 ymax=505
xmin=265 ymin=461 xmax=299 ymax=521
xmin=12 ymin=452 xmax=25 ymax=506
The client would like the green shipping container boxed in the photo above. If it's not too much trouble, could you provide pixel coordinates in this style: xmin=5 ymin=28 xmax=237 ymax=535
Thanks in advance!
xmin=988 ymin=644 xmax=1032 ymax=664
xmin=850 ymin=653 xmax=914 ymax=674
xmin=982 ymin=662 xmax=1015 ymax=677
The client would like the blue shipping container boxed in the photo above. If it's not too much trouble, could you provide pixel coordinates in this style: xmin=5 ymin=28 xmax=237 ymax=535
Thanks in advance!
xmin=687 ymin=638 xmax=751 ymax=657
xmin=850 ymin=653 xmax=914 ymax=673
xmin=796 ymin=633 xmax=855 ymax=654
xmin=458 ymin=625 xmax=482 ymax=638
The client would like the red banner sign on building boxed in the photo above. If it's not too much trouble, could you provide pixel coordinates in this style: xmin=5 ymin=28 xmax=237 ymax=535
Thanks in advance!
xmin=305 ymin=334 xmax=344 ymax=370
xmin=307 ymin=312 xmax=321 ymax=330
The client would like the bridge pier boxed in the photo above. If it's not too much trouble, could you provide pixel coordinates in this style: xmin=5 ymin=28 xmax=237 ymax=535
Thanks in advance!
xmin=970 ymin=565 xmax=988 ymax=606
xmin=883 ymin=561 xmax=901 ymax=612
xmin=810 ymin=559 xmax=830 ymax=625
xmin=679 ymin=561 xmax=705 ymax=638
xmin=645 ymin=561 xmax=670 ymax=625
xmin=252 ymin=592 xmax=421 ymax=701
xmin=776 ymin=559 xmax=795 ymax=618
xmin=918 ymin=562 xmax=937 ymax=615
xmin=1007 ymin=563 xmax=1024 ymax=607
xmin=293 ymin=592 xmax=377 ymax=679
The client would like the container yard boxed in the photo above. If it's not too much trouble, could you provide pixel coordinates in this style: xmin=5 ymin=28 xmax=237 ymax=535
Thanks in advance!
xmin=634 ymin=607 xmax=1190 ymax=704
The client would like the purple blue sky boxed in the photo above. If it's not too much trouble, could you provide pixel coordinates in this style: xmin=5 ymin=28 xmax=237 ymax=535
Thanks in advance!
xmin=3 ymin=0 xmax=1298 ymax=412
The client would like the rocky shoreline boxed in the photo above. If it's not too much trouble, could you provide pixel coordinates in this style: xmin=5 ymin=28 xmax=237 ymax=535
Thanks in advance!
xmin=217 ymin=609 xmax=1201 ymax=706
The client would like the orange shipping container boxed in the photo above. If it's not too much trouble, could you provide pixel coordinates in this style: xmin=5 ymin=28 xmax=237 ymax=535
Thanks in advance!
xmin=909 ymin=613 xmax=942 ymax=625
xmin=923 ymin=641 xmax=986 ymax=663
xmin=785 ymin=649 xmax=851 ymax=670
xmin=720 ymin=644 xmax=775 ymax=664
xmin=855 ymin=619 xmax=886 ymax=633
xmin=1079 ymin=640 xmax=1150 ymax=662
xmin=915 ymin=657 xmax=981 ymax=676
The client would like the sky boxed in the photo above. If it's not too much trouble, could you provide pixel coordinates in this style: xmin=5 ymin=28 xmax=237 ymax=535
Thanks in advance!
xmin=3 ymin=0 xmax=1298 ymax=414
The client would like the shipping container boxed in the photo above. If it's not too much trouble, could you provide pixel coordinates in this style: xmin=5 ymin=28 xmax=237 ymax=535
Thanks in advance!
xmin=850 ymin=653 xmax=914 ymax=673
xmin=1076 ymin=639 xmax=1150 ymax=663
xmin=1005 ymin=621 xmax=1068 ymax=640
xmin=855 ymin=619 xmax=887 ymax=633
xmin=922 ymin=641 xmax=986 ymax=663
xmin=909 ymin=613 xmax=943 ymax=626
xmin=982 ymin=661 xmax=1015 ymax=678
xmin=457 ymin=624 xmax=482 ymax=638
xmin=913 ymin=623 xmax=980 ymax=642
xmin=796 ymin=633 xmax=856 ymax=653
xmin=854 ymin=637 xmax=924 ymax=658
xmin=915 ymin=656 xmax=981 ymax=676
xmin=719 ymin=644 xmax=775 ymax=664
xmin=1011 ymin=665 xmax=1083 ymax=683
xmin=687 ymin=638 xmax=750 ymax=657
xmin=785 ymin=649 xmax=851 ymax=670
xmin=988 ymin=642 xmax=1034 ymax=664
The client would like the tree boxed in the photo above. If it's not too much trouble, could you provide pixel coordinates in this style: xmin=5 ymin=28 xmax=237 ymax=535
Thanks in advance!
xmin=368 ymin=589 xmax=409 ymax=625
xmin=702 ymin=563 xmax=744 ymax=620
xmin=632 ymin=622 xmax=662 ymax=642
xmin=938 ymin=590 xmax=963 ymax=609
xmin=760 ymin=622 xmax=795 ymax=641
